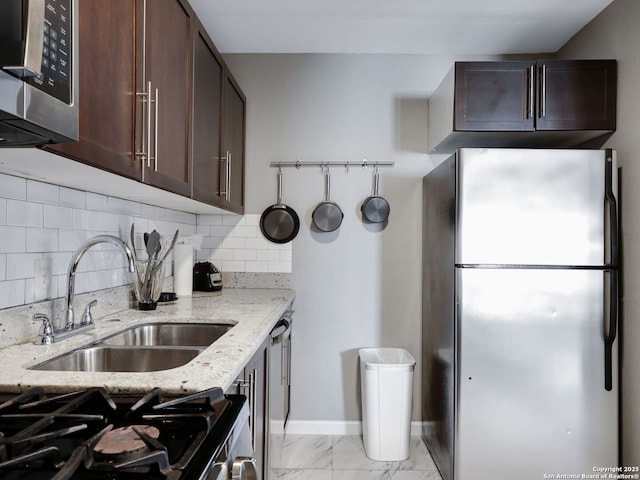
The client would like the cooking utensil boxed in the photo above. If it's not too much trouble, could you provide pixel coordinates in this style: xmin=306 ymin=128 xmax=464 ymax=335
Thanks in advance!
xmin=146 ymin=230 xmax=161 ymax=260
xmin=312 ymin=168 xmax=343 ymax=232
xmin=130 ymin=224 xmax=138 ymax=262
xmin=361 ymin=168 xmax=390 ymax=223
xmin=260 ymin=170 xmax=300 ymax=243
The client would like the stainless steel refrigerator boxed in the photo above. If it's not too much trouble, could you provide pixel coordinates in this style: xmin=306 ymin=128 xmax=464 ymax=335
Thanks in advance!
xmin=422 ymin=148 xmax=619 ymax=480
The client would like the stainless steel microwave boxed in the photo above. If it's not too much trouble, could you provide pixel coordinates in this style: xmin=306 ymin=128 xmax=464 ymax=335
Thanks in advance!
xmin=0 ymin=0 xmax=78 ymax=146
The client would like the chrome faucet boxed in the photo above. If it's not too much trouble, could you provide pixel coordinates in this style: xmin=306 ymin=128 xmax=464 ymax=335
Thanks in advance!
xmin=64 ymin=235 xmax=136 ymax=330
xmin=34 ymin=235 xmax=136 ymax=345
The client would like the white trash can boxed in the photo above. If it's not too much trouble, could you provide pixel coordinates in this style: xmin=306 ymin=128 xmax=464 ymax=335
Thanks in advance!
xmin=359 ymin=347 xmax=416 ymax=461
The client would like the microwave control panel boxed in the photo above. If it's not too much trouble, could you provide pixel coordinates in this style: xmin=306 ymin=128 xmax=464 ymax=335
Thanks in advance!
xmin=26 ymin=0 xmax=73 ymax=105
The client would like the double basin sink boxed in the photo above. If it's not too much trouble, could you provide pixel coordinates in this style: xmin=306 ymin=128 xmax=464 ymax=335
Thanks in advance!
xmin=30 ymin=323 xmax=234 ymax=373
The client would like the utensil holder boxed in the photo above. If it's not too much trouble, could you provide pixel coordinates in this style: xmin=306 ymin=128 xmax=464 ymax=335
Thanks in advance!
xmin=134 ymin=258 xmax=165 ymax=310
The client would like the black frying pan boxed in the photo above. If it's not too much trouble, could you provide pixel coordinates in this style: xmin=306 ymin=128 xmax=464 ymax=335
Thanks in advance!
xmin=260 ymin=171 xmax=300 ymax=244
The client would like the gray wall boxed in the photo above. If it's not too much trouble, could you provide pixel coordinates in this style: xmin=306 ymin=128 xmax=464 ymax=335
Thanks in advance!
xmin=557 ymin=0 xmax=640 ymax=467
xmin=223 ymin=53 xmax=485 ymax=428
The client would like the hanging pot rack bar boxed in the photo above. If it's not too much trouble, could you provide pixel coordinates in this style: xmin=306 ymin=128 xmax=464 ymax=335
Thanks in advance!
xmin=270 ymin=159 xmax=395 ymax=169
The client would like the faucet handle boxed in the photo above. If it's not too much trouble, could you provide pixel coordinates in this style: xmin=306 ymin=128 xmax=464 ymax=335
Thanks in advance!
xmin=33 ymin=313 xmax=54 ymax=345
xmin=81 ymin=299 xmax=98 ymax=326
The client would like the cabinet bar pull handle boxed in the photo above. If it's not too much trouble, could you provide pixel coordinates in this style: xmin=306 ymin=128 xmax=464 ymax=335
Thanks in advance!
xmin=540 ymin=64 xmax=546 ymax=118
xmin=220 ymin=151 xmax=231 ymax=201
xmin=226 ymin=151 xmax=232 ymax=202
xmin=134 ymin=87 xmax=149 ymax=162
xmin=527 ymin=65 xmax=534 ymax=119
xmin=146 ymin=81 xmax=152 ymax=167
xmin=153 ymin=87 xmax=159 ymax=171
xmin=249 ymin=369 xmax=257 ymax=448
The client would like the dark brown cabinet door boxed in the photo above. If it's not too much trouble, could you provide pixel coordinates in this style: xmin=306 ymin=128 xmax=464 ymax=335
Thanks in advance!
xmin=192 ymin=28 xmax=223 ymax=205
xmin=233 ymin=339 xmax=268 ymax=479
xmin=142 ymin=0 xmax=192 ymax=197
xmin=536 ymin=60 xmax=617 ymax=131
xmin=221 ymin=75 xmax=246 ymax=214
xmin=46 ymin=0 xmax=140 ymax=179
xmin=454 ymin=62 xmax=535 ymax=132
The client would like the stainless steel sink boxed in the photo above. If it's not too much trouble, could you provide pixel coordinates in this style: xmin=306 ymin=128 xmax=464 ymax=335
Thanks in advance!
xmin=30 ymin=346 xmax=202 ymax=372
xmin=100 ymin=322 xmax=234 ymax=347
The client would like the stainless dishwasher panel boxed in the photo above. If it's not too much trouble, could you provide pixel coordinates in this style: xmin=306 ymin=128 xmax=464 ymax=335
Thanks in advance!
xmin=268 ymin=310 xmax=293 ymax=475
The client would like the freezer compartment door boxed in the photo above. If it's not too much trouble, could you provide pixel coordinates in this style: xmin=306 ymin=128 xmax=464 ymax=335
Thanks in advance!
xmin=455 ymin=268 xmax=618 ymax=480
xmin=456 ymin=148 xmax=613 ymax=266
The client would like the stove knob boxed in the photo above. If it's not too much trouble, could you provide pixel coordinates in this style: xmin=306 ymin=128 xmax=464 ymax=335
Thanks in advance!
xmin=231 ymin=457 xmax=257 ymax=480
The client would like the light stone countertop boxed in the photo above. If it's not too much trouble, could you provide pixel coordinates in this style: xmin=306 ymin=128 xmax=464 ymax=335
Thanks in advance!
xmin=0 ymin=288 xmax=295 ymax=395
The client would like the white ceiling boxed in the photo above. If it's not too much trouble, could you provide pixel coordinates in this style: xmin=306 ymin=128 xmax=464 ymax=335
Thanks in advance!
xmin=189 ymin=0 xmax=614 ymax=55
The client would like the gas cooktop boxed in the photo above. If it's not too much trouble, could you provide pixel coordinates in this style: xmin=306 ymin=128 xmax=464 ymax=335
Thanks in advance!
xmin=0 ymin=387 xmax=245 ymax=479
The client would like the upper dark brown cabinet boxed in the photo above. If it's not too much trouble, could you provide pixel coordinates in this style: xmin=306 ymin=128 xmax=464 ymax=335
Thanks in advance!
xmin=191 ymin=23 xmax=246 ymax=214
xmin=46 ymin=0 xmax=140 ymax=180
xmin=141 ymin=0 xmax=193 ymax=197
xmin=192 ymin=26 xmax=224 ymax=207
xmin=221 ymin=74 xmax=246 ymax=214
xmin=535 ymin=60 xmax=616 ymax=131
xmin=429 ymin=60 xmax=617 ymax=153
xmin=47 ymin=0 xmax=193 ymax=198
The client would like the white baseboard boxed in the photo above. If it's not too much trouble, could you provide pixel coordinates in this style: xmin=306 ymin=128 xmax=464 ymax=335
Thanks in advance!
xmin=280 ymin=420 xmax=424 ymax=436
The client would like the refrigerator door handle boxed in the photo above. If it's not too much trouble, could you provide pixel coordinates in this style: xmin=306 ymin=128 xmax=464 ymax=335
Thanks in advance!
xmin=604 ymin=270 xmax=618 ymax=392
xmin=604 ymin=150 xmax=618 ymax=392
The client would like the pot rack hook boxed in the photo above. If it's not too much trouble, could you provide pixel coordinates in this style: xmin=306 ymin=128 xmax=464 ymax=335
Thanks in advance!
xmin=295 ymin=159 xmax=302 ymax=169
xmin=362 ymin=158 xmax=368 ymax=170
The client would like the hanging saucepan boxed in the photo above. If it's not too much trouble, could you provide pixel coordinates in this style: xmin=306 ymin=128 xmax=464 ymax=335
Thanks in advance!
xmin=361 ymin=167 xmax=390 ymax=223
xmin=312 ymin=168 xmax=343 ymax=232
xmin=260 ymin=170 xmax=300 ymax=243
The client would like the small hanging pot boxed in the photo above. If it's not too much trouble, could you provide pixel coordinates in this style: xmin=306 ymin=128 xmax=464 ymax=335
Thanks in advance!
xmin=312 ymin=168 xmax=343 ymax=232
xmin=361 ymin=168 xmax=390 ymax=223
xmin=260 ymin=170 xmax=300 ymax=243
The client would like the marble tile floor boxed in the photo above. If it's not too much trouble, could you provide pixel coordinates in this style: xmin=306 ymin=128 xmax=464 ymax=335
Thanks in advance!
xmin=269 ymin=434 xmax=444 ymax=480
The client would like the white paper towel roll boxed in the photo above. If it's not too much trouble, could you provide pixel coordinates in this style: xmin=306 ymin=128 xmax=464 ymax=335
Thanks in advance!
xmin=173 ymin=244 xmax=193 ymax=296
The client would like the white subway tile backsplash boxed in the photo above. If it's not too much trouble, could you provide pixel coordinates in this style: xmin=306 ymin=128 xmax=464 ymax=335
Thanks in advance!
xmin=211 ymin=225 xmax=234 ymax=237
xmin=244 ymin=214 xmax=260 ymax=226
xmin=108 ymin=197 xmax=140 ymax=216
xmin=6 ymin=253 xmax=41 ymax=280
xmin=57 ymin=229 xmax=85 ymax=252
xmin=221 ymin=237 xmax=246 ymax=250
xmin=0 ymin=198 xmax=6 ymax=225
xmin=257 ymin=249 xmax=280 ymax=262
xmin=198 ymin=214 xmax=222 ymax=226
xmin=234 ymin=225 xmax=257 ymax=238
xmin=0 ymin=172 xmax=293 ymax=311
xmin=44 ymin=205 xmax=73 ymax=229
xmin=25 ymin=227 xmax=59 ymax=253
xmin=0 ymin=279 xmax=25 ymax=309
xmin=0 ymin=226 xmax=27 ymax=253
xmin=27 ymin=180 xmax=59 ymax=204
xmin=0 ymin=174 xmax=26 ymax=201
xmin=73 ymin=209 xmax=98 ymax=230
xmin=7 ymin=199 xmax=43 ymax=227
xmin=222 ymin=215 xmax=244 ymax=227
xmin=221 ymin=260 xmax=245 ymax=272
xmin=86 ymin=192 xmax=108 ymax=211
xmin=245 ymin=261 xmax=269 ymax=272
xmin=96 ymin=212 xmax=120 ymax=232
xmin=269 ymin=262 xmax=292 ymax=273
xmin=59 ymin=187 xmax=86 ymax=208
xmin=234 ymin=249 xmax=257 ymax=261
xmin=213 ymin=248 xmax=235 ymax=261
xmin=43 ymin=252 xmax=70 ymax=276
